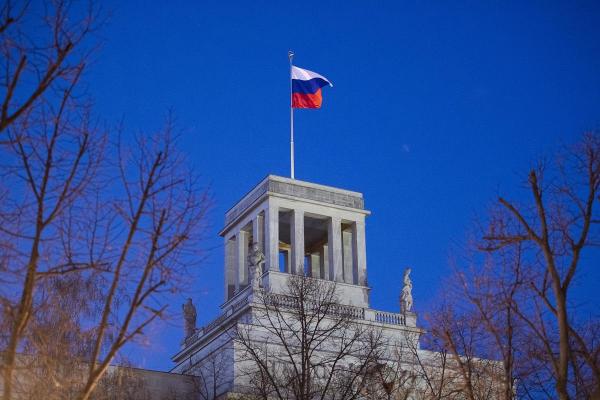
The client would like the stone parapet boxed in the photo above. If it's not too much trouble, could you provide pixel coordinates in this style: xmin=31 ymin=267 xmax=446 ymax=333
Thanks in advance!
xmin=224 ymin=175 xmax=365 ymax=228
xmin=180 ymin=281 xmax=416 ymax=357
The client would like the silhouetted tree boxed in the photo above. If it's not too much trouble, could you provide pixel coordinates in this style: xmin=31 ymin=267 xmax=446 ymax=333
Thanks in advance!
xmin=233 ymin=274 xmax=385 ymax=400
xmin=440 ymin=132 xmax=600 ymax=400
xmin=0 ymin=2 xmax=211 ymax=399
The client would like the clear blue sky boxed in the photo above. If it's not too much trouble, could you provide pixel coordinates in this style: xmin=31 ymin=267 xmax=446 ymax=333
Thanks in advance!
xmin=85 ymin=1 xmax=600 ymax=370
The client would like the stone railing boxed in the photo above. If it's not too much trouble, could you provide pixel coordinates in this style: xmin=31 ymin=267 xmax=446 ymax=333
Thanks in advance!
xmin=183 ymin=329 xmax=202 ymax=347
xmin=184 ymin=292 xmax=410 ymax=348
xmin=331 ymin=303 xmax=366 ymax=320
xmin=221 ymin=285 xmax=251 ymax=310
xmin=231 ymin=296 xmax=249 ymax=313
xmin=374 ymin=310 xmax=405 ymax=325
xmin=263 ymin=292 xmax=366 ymax=321
xmin=203 ymin=312 xmax=229 ymax=333
xmin=265 ymin=292 xmax=298 ymax=309
xmin=263 ymin=293 xmax=410 ymax=326
xmin=183 ymin=290 xmax=252 ymax=347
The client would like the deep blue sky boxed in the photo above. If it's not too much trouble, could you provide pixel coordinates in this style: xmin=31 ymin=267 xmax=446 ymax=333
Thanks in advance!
xmin=85 ymin=1 xmax=600 ymax=370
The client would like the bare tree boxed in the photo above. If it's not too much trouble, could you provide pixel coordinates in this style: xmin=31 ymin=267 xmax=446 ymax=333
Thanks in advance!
xmin=477 ymin=132 xmax=600 ymax=399
xmin=75 ymin=124 xmax=210 ymax=400
xmin=233 ymin=274 xmax=385 ymax=400
xmin=427 ymin=303 xmax=510 ymax=400
xmin=1 ymin=116 xmax=210 ymax=400
xmin=401 ymin=336 xmax=462 ymax=400
xmin=0 ymin=1 xmax=103 ymax=398
xmin=0 ymin=58 xmax=103 ymax=400
xmin=0 ymin=0 xmax=101 ymax=136
xmin=432 ymin=133 xmax=600 ymax=399
xmin=190 ymin=350 xmax=234 ymax=400
xmin=91 ymin=365 xmax=150 ymax=400
xmin=0 ymin=3 xmax=211 ymax=399
xmin=360 ymin=343 xmax=419 ymax=400
xmin=358 ymin=321 xmax=497 ymax=400
xmin=424 ymin=244 xmax=526 ymax=400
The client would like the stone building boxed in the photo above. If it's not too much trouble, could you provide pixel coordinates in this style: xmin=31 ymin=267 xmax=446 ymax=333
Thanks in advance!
xmin=171 ymin=175 xmax=436 ymax=398
xmin=1 ymin=175 xmax=503 ymax=399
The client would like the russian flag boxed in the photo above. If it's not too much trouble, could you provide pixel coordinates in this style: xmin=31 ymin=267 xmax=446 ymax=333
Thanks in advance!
xmin=292 ymin=66 xmax=333 ymax=109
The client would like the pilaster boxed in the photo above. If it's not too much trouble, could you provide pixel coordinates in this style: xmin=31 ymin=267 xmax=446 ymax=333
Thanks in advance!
xmin=328 ymin=216 xmax=343 ymax=283
xmin=236 ymin=230 xmax=249 ymax=291
xmin=291 ymin=209 xmax=304 ymax=275
xmin=353 ymin=221 xmax=367 ymax=286
xmin=252 ymin=213 xmax=264 ymax=251
xmin=342 ymin=229 xmax=354 ymax=284
xmin=265 ymin=204 xmax=279 ymax=271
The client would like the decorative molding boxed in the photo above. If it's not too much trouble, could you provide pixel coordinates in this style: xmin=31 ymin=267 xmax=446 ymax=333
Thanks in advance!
xmin=269 ymin=180 xmax=364 ymax=210
xmin=225 ymin=180 xmax=269 ymax=227
xmin=225 ymin=177 xmax=364 ymax=227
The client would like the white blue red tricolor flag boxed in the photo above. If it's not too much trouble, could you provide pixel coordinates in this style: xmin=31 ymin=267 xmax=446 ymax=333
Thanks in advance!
xmin=291 ymin=66 xmax=333 ymax=109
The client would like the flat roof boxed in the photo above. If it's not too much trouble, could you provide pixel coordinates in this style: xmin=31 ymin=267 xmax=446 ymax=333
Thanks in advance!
xmin=223 ymin=175 xmax=366 ymax=231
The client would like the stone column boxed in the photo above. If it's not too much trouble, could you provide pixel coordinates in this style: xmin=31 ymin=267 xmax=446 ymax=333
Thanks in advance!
xmin=342 ymin=229 xmax=354 ymax=284
xmin=310 ymin=253 xmax=320 ymax=278
xmin=265 ymin=205 xmax=279 ymax=271
xmin=321 ymin=245 xmax=328 ymax=280
xmin=252 ymin=213 xmax=264 ymax=273
xmin=225 ymin=236 xmax=236 ymax=300
xmin=328 ymin=216 xmax=343 ymax=283
xmin=253 ymin=213 xmax=264 ymax=250
xmin=291 ymin=209 xmax=304 ymax=275
xmin=352 ymin=221 xmax=367 ymax=286
xmin=282 ymin=249 xmax=290 ymax=273
xmin=236 ymin=230 xmax=249 ymax=290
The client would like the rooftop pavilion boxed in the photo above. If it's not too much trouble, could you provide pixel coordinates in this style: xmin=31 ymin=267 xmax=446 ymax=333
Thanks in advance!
xmin=219 ymin=175 xmax=371 ymax=308
xmin=173 ymin=175 xmax=419 ymax=368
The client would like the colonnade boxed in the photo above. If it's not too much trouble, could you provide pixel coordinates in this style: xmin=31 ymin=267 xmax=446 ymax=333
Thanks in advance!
xmin=225 ymin=206 xmax=367 ymax=300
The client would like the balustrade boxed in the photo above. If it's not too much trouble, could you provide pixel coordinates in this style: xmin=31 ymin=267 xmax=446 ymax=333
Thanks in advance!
xmin=375 ymin=310 xmax=405 ymax=325
xmin=185 ymin=292 xmax=408 ymax=347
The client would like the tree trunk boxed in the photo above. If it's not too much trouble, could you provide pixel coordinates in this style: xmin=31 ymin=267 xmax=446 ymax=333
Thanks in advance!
xmin=555 ymin=288 xmax=571 ymax=400
xmin=3 ymin=238 xmax=41 ymax=400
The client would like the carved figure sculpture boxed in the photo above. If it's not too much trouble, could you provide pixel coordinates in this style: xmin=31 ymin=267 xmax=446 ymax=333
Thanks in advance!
xmin=182 ymin=298 xmax=197 ymax=338
xmin=248 ymin=242 xmax=265 ymax=289
xmin=400 ymin=268 xmax=413 ymax=313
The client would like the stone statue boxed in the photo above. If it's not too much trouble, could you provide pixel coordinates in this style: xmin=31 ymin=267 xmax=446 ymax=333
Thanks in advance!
xmin=182 ymin=298 xmax=197 ymax=338
xmin=400 ymin=268 xmax=413 ymax=314
xmin=248 ymin=242 xmax=265 ymax=289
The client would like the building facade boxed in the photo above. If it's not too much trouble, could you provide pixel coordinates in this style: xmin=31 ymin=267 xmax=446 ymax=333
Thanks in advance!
xmin=171 ymin=175 xmax=431 ymax=398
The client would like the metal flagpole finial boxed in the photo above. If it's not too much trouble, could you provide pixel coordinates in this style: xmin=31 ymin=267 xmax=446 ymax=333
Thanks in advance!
xmin=288 ymin=50 xmax=294 ymax=61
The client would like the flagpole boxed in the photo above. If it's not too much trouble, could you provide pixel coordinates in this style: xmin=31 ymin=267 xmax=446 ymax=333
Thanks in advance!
xmin=289 ymin=50 xmax=295 ymax=179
